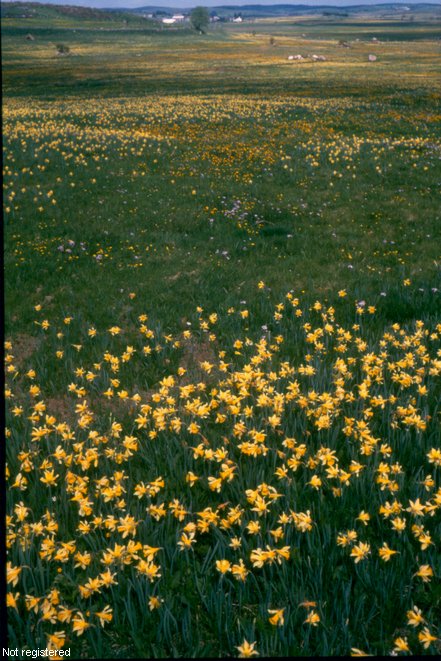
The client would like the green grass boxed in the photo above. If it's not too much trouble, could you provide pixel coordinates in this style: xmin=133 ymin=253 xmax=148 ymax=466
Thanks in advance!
xmin=3 ymin=9 xmax=441 ymax=659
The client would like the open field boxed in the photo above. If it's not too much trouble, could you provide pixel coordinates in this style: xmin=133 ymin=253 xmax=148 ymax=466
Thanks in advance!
xmin=3 ymin=6 xmax=441 ymax=658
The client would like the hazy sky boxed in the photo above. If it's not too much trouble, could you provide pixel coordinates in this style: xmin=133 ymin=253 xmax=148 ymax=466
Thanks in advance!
xmin=2 ymin=0 xmax=434 ymax=7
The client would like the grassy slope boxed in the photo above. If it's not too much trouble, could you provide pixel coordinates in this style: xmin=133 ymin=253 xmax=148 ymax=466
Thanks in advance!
xmin=3 ymin=10 xmax=441 ymax=659
xmin=3 ymin=13 xmax=441 ymax=338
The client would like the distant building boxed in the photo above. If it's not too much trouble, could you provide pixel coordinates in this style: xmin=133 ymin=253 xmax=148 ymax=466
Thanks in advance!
xmin=172 ymin=14 xmax=185 ymax=22
xmin=232 ymin=16 xmax=243 ymax=23
xmin=162 ymin=18 xmax=176 ymax=24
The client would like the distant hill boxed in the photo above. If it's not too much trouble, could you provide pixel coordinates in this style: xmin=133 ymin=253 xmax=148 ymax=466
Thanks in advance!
xmin=0 ymin=1 xmax=152 ymax=22
xmin=130 ymin=1 xmax=440 ymax=9
xmin=1 ymin=1 xmax=439 ymax=22
xmin=130 ymin=2 xmax=440 ymax=17
xmin=2 ymin=1 xmax=104 ymax=17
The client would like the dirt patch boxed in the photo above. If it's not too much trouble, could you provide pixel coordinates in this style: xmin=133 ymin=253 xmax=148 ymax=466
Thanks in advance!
xmin=87 ymin=391 xmax=144 ymax=421
xmin=167 ymin=270 xmax=198 ymax=282
xmin=9 ymin=334 xmax=41 ymax=368
xmin=47 ymin=393 xmax=140 ymax=427
xmin=179 ymin=337 xmax=218 ymax=384
xmin=46 ymin=397 xmax=76 ymax=426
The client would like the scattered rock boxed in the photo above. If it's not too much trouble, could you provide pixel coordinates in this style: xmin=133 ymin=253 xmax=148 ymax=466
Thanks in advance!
xmin=311 ymin=54 xmax=327 ymax=61
xmin=288 ymin=54 xmax=304 ymax=61
xmin=25 ymin=33 xmax=35 ymax=41
xmin=56 ymin=43 xmax=70 ymax=56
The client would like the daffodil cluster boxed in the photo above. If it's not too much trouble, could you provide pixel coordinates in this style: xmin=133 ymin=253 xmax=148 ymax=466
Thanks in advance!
xmin=5 ymin=287 xmax=440 ymax=657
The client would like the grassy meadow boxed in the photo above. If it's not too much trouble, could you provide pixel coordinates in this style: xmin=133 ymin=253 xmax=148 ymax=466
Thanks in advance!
xmin=3 ymin=5 xmax=441 ymax=658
